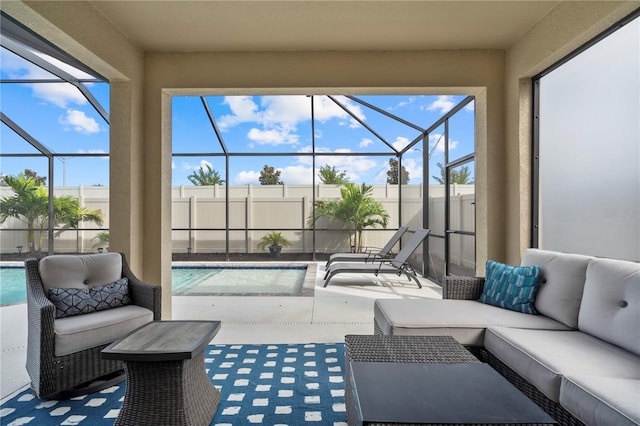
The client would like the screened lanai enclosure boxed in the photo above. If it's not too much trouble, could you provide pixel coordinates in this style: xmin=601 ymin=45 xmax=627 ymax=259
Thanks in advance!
xmin=0 ymin=12 xmax=477 ymax=282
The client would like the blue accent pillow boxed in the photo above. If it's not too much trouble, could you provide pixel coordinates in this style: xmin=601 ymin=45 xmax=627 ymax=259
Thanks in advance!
xmin=479 ymin=260 xmax=541 ymax=314
xmin=48 ymin=278 xmax=131 ymax=318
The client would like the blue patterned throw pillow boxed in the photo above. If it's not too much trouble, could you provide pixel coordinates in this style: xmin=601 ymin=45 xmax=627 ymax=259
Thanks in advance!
xmin=48 ymin=278 xmax=131 ymax=318
xmin=479 ymin=260 xmax=541 ymax=314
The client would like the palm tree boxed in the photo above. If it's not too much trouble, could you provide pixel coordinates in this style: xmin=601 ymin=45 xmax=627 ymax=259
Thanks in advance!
xmin=0 ymin=173 xmax=104 ymax=252
xmin=187 ymin=164 xmax=225 ymax=185
xmin=310 ymin=183 xmax=389 ymax=252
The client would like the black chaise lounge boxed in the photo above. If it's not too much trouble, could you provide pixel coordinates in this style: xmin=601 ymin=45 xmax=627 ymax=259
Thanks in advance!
xmin=323 ymin=228 xmax=430 ymax=288
xmin=325 ymin=226 xmax=408 ymax=268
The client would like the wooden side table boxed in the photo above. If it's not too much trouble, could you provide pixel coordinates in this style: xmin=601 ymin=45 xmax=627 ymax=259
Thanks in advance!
xmin=102 ymin=320 xmax=221 ymax=426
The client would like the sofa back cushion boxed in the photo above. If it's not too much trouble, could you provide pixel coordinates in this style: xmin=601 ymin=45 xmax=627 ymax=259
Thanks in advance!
xmin=39 ymin=253 xmax=123 ymax=293
xmin=578 ymin=258 xmax=640 ymax=356
xmin=521 ymin=249 xmax=592 ymax=328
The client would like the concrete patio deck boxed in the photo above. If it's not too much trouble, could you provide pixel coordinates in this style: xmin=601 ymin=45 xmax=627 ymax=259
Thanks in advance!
xmin=0 ymin=261 xmax=441 ymax=400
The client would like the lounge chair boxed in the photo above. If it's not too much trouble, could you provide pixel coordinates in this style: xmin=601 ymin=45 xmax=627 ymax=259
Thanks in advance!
xmin=323 ymin=228 xmax=430 ymax=288
xmin=325 ymin=226 xmax=408 ymax=268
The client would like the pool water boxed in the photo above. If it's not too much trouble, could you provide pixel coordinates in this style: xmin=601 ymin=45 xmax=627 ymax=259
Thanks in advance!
xmin=172 ymin=266 xmax=306 ymax=296
xmin=0 ymin=267 xmax=27 ymax=306
xmin=0 ymin=265 xmax=308 ymax=306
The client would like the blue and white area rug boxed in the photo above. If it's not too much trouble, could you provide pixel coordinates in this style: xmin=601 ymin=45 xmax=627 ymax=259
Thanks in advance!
xmin=0 ymin=343 xmax=347 ymax=425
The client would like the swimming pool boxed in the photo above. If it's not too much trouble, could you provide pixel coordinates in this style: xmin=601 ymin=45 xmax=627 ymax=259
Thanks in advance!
xmin=0 ymin=263 xmax=316 ymax=306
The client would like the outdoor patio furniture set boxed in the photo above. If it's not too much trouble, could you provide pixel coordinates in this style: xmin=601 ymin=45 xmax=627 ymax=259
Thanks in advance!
xmin=374 ymin=248 xmax=640 ymax=426
xmin=23 ymin=242 xmax=639 ymax=425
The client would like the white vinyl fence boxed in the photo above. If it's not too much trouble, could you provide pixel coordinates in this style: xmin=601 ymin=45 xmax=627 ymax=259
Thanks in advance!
xmin=0 ymin=184 xmax=474 ymax=268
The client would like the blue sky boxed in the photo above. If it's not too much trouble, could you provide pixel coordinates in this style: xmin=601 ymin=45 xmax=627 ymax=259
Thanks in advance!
xmin=1 ymin=46 xmax=475 ymax=187
xmin=173 ymin=94 xmax=475 ymax=186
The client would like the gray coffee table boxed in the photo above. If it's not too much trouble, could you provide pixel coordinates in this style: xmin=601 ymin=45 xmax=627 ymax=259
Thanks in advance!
xmin=350 ymin=361 xmax=557 ymax=425
xmin=102 ymin=320 xmax=221 ymax=426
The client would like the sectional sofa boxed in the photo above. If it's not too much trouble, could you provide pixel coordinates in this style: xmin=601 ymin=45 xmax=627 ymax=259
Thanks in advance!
xmin=374 ymin=249 xmax=640 ymax=426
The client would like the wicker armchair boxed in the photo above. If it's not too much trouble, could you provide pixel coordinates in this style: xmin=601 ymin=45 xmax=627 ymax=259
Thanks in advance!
xmin=25 ymin=252 xmax=161 ymax=399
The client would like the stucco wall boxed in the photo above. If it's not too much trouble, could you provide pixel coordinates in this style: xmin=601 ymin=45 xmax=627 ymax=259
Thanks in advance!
xmin=503 ymin=1 xmax=638 ymax=265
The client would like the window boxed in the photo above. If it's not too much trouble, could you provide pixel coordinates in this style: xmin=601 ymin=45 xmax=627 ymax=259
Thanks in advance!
xmin=533 ymin=13 xmax=639 ymax=261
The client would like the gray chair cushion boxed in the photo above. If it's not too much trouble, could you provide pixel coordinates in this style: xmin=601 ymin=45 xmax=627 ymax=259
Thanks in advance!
xmin=521 ymin=249 xmax=592 ymax=328
xmin=560 ymin=375 xmax=640 ymax=426
xmin=39 ymin=252 xmax=123 ymax=292
xmin=374 ymin=299 xmax=572 ymax=346
xmin=578 ymin=257 xmax=640 ymax=356
xmin=54 ymin=305 xmax=153 ymax=356
xmin=485 ymin=327 xmax=640 ymax=402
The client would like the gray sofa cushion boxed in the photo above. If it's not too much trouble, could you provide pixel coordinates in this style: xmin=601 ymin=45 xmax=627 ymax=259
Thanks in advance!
xmin=560 ymin=375 xmax=640 ymax=426
xmin=54 ymin=305 xmax=153 ymax=356
xmin=521 ymin=249 xmax=592 ymax=328
xmin=578 ymin=257 xmax=640 ymax=356
xmin=485 ymin=327 xmax=640 ymax=402
xmin=374 ymin=299 xmax=572 ymax=346
xmin=39 ymin=252 xmax=123 ymax=292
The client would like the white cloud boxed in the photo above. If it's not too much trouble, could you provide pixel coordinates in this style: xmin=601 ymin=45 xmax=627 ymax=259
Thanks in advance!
xmin=247 ymin=127 xmax=299 ymax=146
xmin=76 ymin=149 xmax=107 ymax=154
xmin=280 ymin=165 xmax=313 ymax=184
xmin=76 ymin=149 xmax=108 ymax=159
xmin=60 ymin=110 xmax=101 ymax=134
xmin=235 ymin=170 xmax=261 ymax=185
xmin=2 ymin=52 xmax=88 ymax=108
xmin=388 ymin=96 xmax=416 ymax=111
xmin=36 ymin=84 xmax=86 ymax=108
xmin=216 ymin=95 xmax=366 ymax=146
xmin=392 ymin=136 xmax=411 ymax=152
xmin=372 ymin=157 xmax=422 ymax=183
xmin=464 ymin=101 xmax=475 ymax=112
xmin=218 ymin=96 xmax=260 ymax=129
xmin=314 ymin=96 xmax=365 ymax=128
xmin=427 ymin=95 xmax=456 ymax=115
xmin=179 ymin=159 xmax=214 ymax=172
xmin=359 ymin=138 xmax=373 ymax=148
xmin=403 ymin=158 xmax=423 ymax=182
xmin=172 ymin=161 xmax=176 ymax=169
xmin=2 ymin=50 xmax=51 ymax=79
xmin=373 ymin=167 xmax=388 ymax=183
xmin=428 ymin=133 xmax=459 ymax=153
xmin=260 ymin=96 xmax=310 ymax=125
xmin=295 ymin=145 xmax=379 ymax=182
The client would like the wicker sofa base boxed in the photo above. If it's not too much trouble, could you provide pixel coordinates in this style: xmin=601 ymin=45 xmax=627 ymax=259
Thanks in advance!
xmin=373 ymin=323 xmax=583 ymax=426
xmin=471 ymin=347 xmax=585 ymax=426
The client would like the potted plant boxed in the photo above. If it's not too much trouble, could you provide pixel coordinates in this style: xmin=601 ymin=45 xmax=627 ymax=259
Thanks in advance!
xmin=257 ymin=231 xmax=291 ymax=258
xmin=92 ymin=231 xmax=109 ymax=253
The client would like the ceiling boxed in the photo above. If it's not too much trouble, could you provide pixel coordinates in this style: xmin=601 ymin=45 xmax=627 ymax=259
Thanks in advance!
xmin=89 ymin=1 xmax=560 ymax=52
